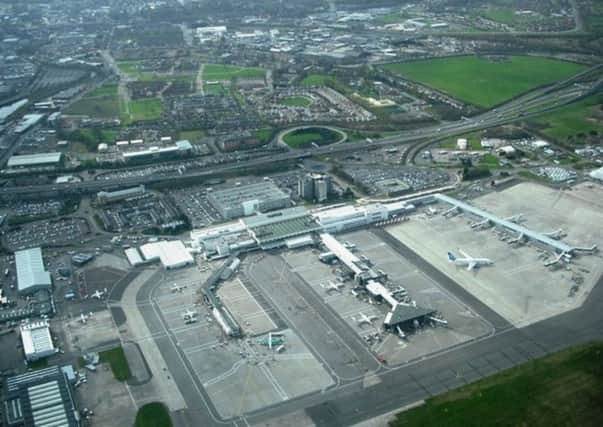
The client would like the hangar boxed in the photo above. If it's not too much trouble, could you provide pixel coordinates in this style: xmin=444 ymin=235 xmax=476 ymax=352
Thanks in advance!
xmin=15 ymin=247 xmax=52 ymax=296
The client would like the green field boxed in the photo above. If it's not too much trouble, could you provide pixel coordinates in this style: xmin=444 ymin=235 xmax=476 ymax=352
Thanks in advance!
xmin=283 ymin=127 xmax=343 ymax=148
xmin=533 ymin=94 xmax=603 ymax=142
xmin=390 ymin=342 xmax=603 ymax=427
xmin=134 ymin=402 xmax=172 ymax=427
xmin=301 ymin=74 xmax=334 ymax=86
xmin=382 ymin=56 xmax=586 ymax=108
xmin=203 ymin=83 xmax=227 ymax=95
xmin=125 ymin=98 xmax=163 ymax=123
xmin=255 ymin=128 xmax=275 ymax=143
xmin=99 ymin=347 xmax=132 ymax=382
xmin=65 ymin=84 xmax=120 ymax=119
xmin=178 ymin=129 xmax=206 ymax=142
xmin=280 ymin=96 xmax=313 ymax=107
xmin=203 ymin=64 xmax=265 ymax=81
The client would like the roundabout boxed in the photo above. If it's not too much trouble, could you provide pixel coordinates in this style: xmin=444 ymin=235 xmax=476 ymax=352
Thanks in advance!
xmin=278 ymin=125 xmax=347 ymax=149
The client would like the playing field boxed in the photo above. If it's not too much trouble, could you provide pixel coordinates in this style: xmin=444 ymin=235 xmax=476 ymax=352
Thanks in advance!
xmin=202 ymin=64 xmax=265 ymax=81
xmin=533 ymin=94 xmax=603 ymax=142
xmin=382 ymin=56 xmax=586 ymax=108
xmin=391 ymin=342 xmax=603 ymax=427
xmin=124 ymin=98 xmax=163 ymax=123
xmin=301 ymin=74 xmax=334 ymax=86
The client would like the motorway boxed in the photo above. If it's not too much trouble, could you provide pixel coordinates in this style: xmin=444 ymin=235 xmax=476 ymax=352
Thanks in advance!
xmin=1 ymin=64 xmax=601 ymax=199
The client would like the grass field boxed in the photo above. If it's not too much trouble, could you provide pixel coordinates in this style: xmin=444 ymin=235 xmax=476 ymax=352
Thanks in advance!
xmin=99 ymin=347 xmax=132 ymax=382
xmin=390 ymin=342 xmax=603 ymax=427
xmin=134 ymin=402 xmax=172 ymax=427
xmin=203 ymin=83 xmax=227 ymax=95
xmin=533 ymin=94 xmax=603 ymax=142
xmin=126 ymin=98 xmax=163 ymax=123
xmin=301 ymin=74 xmax=334 ymax=86
xmin=283 ymin=127 xmax=342 ymax=148
xmin=280 ymin=96 xmax=313 ymax=107
xmin=255 ymin=128 xmax=275 ymax=143
xmin=178 ymin=129 xmax=206 ymax=142
xmin=203 ymin=64 xmax=265 ymax=81
xmin=65 ymin=84 xmax=120 ymax=119
xmin=382 ymin=56 xmax=586 ymax=108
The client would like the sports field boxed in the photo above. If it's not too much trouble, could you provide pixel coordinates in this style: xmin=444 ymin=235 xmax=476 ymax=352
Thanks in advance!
xmin=301 ymin=74 xmax=334 ymax=86
xmin=390 ymin=342 xmax=603 ymax=427
xmin=382 ymin=56 xmax=586 ymax=108
xmin=533 ymin=94 xmax=603 ymax=142
xmin=122 ymin=98 xmax=163 ymax=123
xmin=202 ymin=64 xmax=265 ymax=81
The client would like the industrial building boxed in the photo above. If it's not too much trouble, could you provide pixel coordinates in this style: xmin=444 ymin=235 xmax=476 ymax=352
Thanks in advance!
xmin=15 ymin=247 xmax=52 ymax=296
xmin=20 ymin=321 xmax=56 ymax=362
xmin=122 ymin=140 xmax=192 ymax=163
xmin=298 ymin=173 xmax=331 ymax=202
xmin=207 ymin=181 xmax=291 ymax=220
xmin=7 ymin=153 xmax=62 ymax=170
xmin=96 ymin=185 xmax=146 ymax=205
xmin=2 ymin=366 xmax=80 ymax=427
xmin=137 ymin=240 xmax=194 ymax=269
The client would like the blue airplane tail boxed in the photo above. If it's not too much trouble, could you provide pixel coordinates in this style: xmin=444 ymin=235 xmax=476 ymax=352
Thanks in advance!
xmin=447 ymin=252 xmax=456 ymax=262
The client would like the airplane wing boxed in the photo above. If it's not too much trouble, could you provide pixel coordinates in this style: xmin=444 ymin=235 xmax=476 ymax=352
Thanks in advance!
xmin=459 ymin=249 xmax=471 ymax=259
xmin=467 ymin=261 xmax=476 ymax=271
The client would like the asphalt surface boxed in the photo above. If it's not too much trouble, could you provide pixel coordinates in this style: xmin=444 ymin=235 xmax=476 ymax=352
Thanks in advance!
xmin=129 ymin=245 xmax=603 ymax=427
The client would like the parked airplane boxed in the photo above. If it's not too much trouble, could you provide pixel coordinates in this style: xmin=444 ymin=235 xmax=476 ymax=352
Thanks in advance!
xmin=323 ymin=280 xmax=344 ymax=293
xmin=355 ymin=312 xmax=378 ymax=327
xmin=182 ymin=309 xmax=197 ymax=323
xmin=448 ymin=250 xmax=493 ymax=271
xmin=171 ymin=283 xmax=187 ymax=293
xmin=90 ymin=289 xmax=106 ymax=300
xmin=79 ymin=312 xmax=91 ymax=324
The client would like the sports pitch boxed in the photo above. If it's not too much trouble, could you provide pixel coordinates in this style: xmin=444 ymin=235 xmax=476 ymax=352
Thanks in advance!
xmin=383 ymin=55 xmax=586 ymax=108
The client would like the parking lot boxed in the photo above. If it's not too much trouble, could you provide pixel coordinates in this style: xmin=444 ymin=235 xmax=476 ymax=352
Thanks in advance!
xmin=147 ymin=264 xmax=334 ymax=419
xmin=170 ymin=185 xmax=222 ymax=227
xmin=2 ymin=217 xmax=90 ymax=250
xmin=340 ymin=165 xmax=451 ymax=195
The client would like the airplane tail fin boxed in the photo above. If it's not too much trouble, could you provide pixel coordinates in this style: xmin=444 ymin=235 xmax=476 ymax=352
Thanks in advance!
xmin=447 ymin=252 xmax=456 ymax=262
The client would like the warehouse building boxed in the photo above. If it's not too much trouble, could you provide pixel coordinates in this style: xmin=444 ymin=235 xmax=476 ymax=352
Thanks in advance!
xmin=20 ymin=321 xmax=56 ymax=362
xmin=208 ymin=181 xmax=291 ymax=220
xmin=138 ymin=240 xmax=194 ymax=269
xmin=2 ymin=366 xmax=80 ymax=427
xmin=7 ymin=153 xmax=62 ymax=170
xmin=15 ymin=247 xmax=52 ymax=296
xmin=96 ymin=185 xmax=146 ymax=205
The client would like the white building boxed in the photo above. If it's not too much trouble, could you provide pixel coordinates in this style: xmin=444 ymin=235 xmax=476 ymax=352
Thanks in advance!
xmin=15 ymin=247 xmax=51 ymax=295
xmin=139 ymin=240 xmax=194 ymax=269
xmin=20 ymin=321 xmax=56 ymax=362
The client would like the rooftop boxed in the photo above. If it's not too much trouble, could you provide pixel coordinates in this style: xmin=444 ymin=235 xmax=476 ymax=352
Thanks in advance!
xmin=7 ymin=152 xmax=62 ymax=168
xmin=15 ymin=247 xmax=51 ymax=294
xmin=209 ymin=181 xmax=289 ymax=207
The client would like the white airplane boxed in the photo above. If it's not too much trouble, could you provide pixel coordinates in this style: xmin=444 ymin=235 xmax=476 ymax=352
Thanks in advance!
xmin=448 ymin=250 xmax=493 ymax=271
xmin=171 ymin=283 xmax=187 ymax=293
xmin=355 ymin=312 xmax=378 ymax=327
xmin=323 ymin=280 xmax=344 ymax=293
xmin=79 ymin=312 xmax=91 ymax=324
xmin=90 ymin=289 xmax=106 ymax=300
xmin=182 ymin=309 xmax=198 ymax=323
